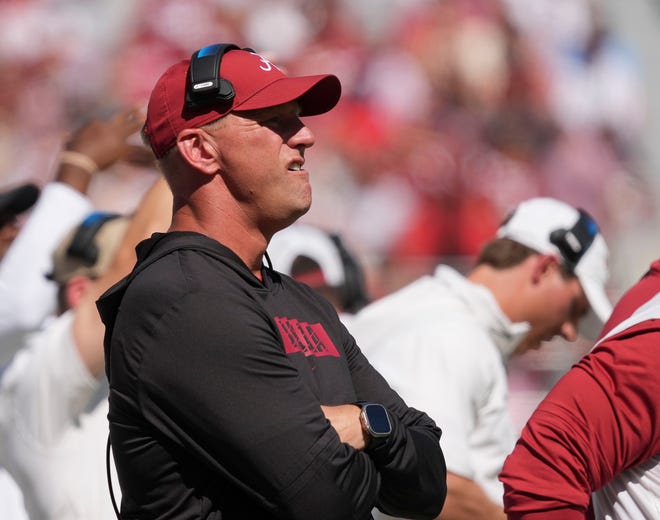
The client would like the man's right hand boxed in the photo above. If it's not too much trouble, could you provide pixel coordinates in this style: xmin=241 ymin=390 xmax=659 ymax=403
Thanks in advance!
xmin=321 ymin=404 xmax=369 ymax=451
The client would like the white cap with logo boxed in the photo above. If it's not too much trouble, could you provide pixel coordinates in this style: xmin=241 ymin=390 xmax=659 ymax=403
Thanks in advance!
xmin=497 ymin=197 xmax=612 ymax=340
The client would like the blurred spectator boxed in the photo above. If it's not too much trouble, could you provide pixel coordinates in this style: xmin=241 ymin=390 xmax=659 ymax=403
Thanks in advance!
xmin=0 ymin=213 xmax=129 ymax=519
xmin=503 ymin=0 xmax=645 ymax=150
xmin=0 ymin=107 xmax=148 ymax=366
xmin=0 ymin=176 xmax=170 ymax=520
xmin=0 ymin=105 xmax=155 ymax=520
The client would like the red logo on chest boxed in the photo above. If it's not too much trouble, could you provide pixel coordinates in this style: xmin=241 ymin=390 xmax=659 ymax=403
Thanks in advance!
xmin=274 ymin=317 xmax=340 ymax=358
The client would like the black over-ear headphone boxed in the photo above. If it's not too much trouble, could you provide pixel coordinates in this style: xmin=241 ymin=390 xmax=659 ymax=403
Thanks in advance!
xmin=184 ymin=43 xmax=253 ymax=110
xmin=67 ymin=212 xmax=121 ymax=264
xmin=549 ymin=209 xmax=598 ymax=274
xmin=328 ymin=233 xmax=370 ymax=313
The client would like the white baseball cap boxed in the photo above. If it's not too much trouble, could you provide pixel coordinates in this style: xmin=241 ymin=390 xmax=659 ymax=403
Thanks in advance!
xmin=497 ymin=197 xmax=612 ymax=340
xmin=267 ymin=224 xmax=370 ymax=312
xmin=268 ymin=224 xmax=347 ymax=286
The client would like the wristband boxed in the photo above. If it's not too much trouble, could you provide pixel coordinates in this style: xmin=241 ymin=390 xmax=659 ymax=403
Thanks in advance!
xmin=59 ymin=151 xmax=99 ymax=176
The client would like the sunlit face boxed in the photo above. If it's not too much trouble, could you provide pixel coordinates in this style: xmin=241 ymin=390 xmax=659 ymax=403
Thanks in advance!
xmin=208 ymin=101 xmax=316 ymax=234
xmin=515 ymin=263 xmax=590 ymax=355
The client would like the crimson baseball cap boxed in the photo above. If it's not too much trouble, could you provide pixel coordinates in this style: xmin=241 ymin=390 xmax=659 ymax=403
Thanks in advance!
xmin=497 ymin=197 xmax=612 ymax=340
xmin=144 ymin=44 xmax=342 ymax=158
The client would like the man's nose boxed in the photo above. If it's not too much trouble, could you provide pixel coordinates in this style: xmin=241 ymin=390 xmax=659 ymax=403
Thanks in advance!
xmin=560 ymin=321 xmax=579 ymax=342
xmin=290 ymin=122 xmax=315 ymax=149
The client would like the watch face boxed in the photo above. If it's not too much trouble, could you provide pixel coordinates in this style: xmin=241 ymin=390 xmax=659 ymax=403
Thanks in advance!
xmin=364 ymin=404 xmax=391 ymax=436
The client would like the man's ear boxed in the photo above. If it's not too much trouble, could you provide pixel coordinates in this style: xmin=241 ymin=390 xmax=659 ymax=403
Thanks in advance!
xmin=176 ymin=129 xmax=221 ymax=176
xmin=64 ymin=275 xmax=92 ymax=310
xmin=531 ymin=254 xmax=558 ymax=284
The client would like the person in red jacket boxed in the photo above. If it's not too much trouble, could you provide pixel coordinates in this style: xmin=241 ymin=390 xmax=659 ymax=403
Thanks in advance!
xmin=500 ymin=260 xmax=660 ymax=519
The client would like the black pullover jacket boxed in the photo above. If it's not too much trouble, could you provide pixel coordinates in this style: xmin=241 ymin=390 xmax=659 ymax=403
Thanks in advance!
xmin=98 ymin=231 xmax=447 ymax=519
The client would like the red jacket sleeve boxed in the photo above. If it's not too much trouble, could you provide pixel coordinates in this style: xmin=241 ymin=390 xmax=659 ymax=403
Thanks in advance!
xmin=500 ymin=322 xmax=660 ymax=519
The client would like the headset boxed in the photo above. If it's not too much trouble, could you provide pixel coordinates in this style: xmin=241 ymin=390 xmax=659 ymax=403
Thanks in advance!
xmin=549 ymin=208 xmax=599 ymax=274
xmin=67 ymin=212 xmax=121 ymax=264
xmin=328 ymin=233 xmax=370 ymax=313
xmin=184 ymin=43 xmax=253 ymax=110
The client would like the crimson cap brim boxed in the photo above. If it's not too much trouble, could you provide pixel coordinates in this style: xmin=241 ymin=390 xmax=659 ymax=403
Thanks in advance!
xmin=233 ymin=74 xmax=341 ymax=116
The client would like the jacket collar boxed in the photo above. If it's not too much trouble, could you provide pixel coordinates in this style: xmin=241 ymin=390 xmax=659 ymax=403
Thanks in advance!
xmin=433 ymin=265 xmax=529 ymax=360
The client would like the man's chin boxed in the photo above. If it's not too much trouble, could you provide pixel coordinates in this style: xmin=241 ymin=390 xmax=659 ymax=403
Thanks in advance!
xmin=514 ymin=338 xmax=543 ymax=356
xmin=273 ymin=207 xmax=311 ymax=235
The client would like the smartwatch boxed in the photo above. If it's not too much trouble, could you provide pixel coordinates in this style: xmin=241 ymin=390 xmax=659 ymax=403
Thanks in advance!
xmin=358 ymin=403 xmax=392 ymax=439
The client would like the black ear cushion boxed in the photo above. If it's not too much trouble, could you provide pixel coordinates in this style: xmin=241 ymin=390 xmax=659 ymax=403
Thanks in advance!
xmin=328 ymin=234 xmax=370 ymax=313
xmin=549 ymin=209 xmax=598 ymax=272
xmin=67 ymin=213 xmax=122 ymax=264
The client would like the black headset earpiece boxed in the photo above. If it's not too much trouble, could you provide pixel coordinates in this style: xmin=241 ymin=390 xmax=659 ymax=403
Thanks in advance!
xmin=185 ymin=43 xmax=241 ymax=110
xmin=549 ymin=208 xmax=598 ymax=273
xmin=67 ymin=212 xmax=121 ymax=264
xmin=328 ymin=233 xmax=370 ymax=313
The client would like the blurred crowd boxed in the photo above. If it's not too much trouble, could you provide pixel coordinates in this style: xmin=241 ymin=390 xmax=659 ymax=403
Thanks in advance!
xmin=0 ymin=0 xmax=658 ymax=422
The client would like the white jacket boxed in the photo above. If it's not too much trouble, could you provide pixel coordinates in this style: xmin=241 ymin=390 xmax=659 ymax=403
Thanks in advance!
xmin=349 ymin=265 xmax=529 ymax=514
